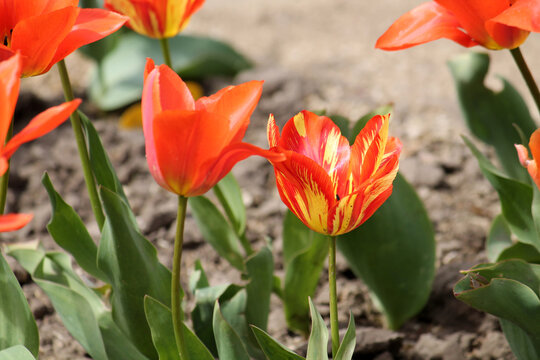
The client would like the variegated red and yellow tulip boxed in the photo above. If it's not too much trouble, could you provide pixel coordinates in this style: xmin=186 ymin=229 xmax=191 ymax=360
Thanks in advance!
xmin=105 ymin=0 xmax=204 ymax=38
xmin=0 ymin=0 xmax=127 ymax=77
xmin=142 ymin=59 xmax=284 ymax=197
xmin=267 ymin=110 xmax=402 ymax=236
xmin=516 ymin=129 xmax=540 ymax=189
xmin=0 ymin=53 xmax=80 ymax=231
xmin=376 ymin=0 xmax=540 ymax=51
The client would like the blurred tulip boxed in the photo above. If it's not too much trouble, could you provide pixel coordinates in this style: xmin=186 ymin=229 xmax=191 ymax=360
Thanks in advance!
xmin=105 ymin=0 xmax=204 ymax=38
xmin=516 ymin=129 xmax=540 ymax=189
xmin=376 ymin=0 xmax=540 ymax=51
xmin=0 ymin=53 xmax=80 ymax=231
xmin=267 ymin=110 xmax=402 ymax=236
xmin=142 ymin=59 xmax=284 ymax=197
xmin=0 ymin=0 xmax=127 ymax=77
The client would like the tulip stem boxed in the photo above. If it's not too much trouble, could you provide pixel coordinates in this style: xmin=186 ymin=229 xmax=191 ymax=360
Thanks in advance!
xmin=510 ymin=47 xmax=540 ymax=115
xmin=56 ymin=60 xmax=105 ymax=229
xmin=159 ymin=37 xmax=173 ymax=68
xmin=328 ymin=235 xmax=340 ymax=357
xmin=172 ymin=196 xmax=189 ymax=360
xmin=0 ymin=122 xmax=14 ymax=214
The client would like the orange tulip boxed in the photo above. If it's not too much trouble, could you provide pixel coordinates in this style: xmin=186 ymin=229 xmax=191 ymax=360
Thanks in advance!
xmin=267 ymin=110 xmax=402 ymax=236
xmin=0 ymin=0 xmax=127 ymax=77
xmin=516 ymin=129 xmax=540 ymax=189
xmin=105 ymin=0 xmax=205 ymax=38
xmin=0 ymin=53 xmax=80 ymax=231
xmin=142 ymin=59 xmax=284 ymax=197
xmin=376 ymin=0 xmax=540 ymax=51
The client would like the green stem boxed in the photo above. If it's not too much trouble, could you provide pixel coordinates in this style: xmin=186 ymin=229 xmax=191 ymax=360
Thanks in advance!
xmin=172 ymin=196 xmax=189 ymax=360
xmin=0 ymin=122 xmax=14 ymax=214
xmin=159 ymin=37 xmax=173 ymax=68
xmin=56 ymin=60 xmax=105 ymax=228
xmin=328 ymin=236 xmax=340 ymax=357
xmin=510 ymin=47 xmax=540 ymax=116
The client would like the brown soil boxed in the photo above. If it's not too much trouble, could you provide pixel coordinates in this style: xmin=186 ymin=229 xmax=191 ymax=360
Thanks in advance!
xmin=4 ymin=0 xmax=540 ymax=358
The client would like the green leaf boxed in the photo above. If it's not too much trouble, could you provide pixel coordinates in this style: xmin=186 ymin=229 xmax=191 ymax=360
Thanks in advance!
xmin=464 ymin=136 xmax=538 ymax=250
xmin=79 ymin=111 xmax=128 ymax=203
xmin=213 ymin=301 xmax=251 ymax=360
xmin=498 ymin=242 xmax=540 ymax=263
xmin=42 ymin=173 xmax=108 ymax=281
xmin=448 ymin=52 xmax=536 ymax=181
xmin=500 ymin=318 xmax=540 ymax=360
xmin=0 ymin=345 xmax=36 ymax=360
xmin=334 ymin=314 xmax=356 ymax=360
xmin=306 ymin=298 xmax=328 ymax=360
xmin=0 ymin=253 xmax=38 ymax=356
xmin=282 ymin=211 xmax=328 ymax=334
xmin=251 ymin=326 xmax=305 ymax=360
xmin=97 ymin=187 xmax=171 ymax=359
xmin=245 ymin=247 xmax=274 ymax=331
xmin=89 ymin=33 xmax=252 ymax=110
xmin=338 ymin=173 xmax=436 ymax=329
xmin=214 ymin=174 xmax=247 ymax=236
xmin=455 ymin=260 xmax=540 ymax=350
xmin=144 ymin=296 xmax=214 ymax=360
xmin=190 ymin=196 xmax=245 ymax=270
xmin=486 ymin=214 xmax=513 ymax=262
xmin=350 ymin=104 xmax=393 ymax=142
xmin=328 ymin=115 xmax=350 ymax=141
xmin=189 ymin=259 xmax=209 ymax=294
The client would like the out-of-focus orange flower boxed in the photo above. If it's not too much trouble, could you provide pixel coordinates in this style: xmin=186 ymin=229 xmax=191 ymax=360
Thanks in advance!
xmin=0 ymin=54 xmax=80 ymax=231
xmin=105 ymin=0 xmax=205 ymax=38
xmin=0 ymin=0 xmax=127 ymax=77
xmin=376 ymin=0 xmax=540 ymax=51
xmin=267 ymin=110 xmax=402 ymax=236
xmin=142 ymin=59 xmax=284 ymax=197
xmin=516 ymin=129 xmax=540 ymax=189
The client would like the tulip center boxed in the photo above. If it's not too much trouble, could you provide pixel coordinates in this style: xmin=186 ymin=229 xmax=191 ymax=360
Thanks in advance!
xmin=336 ymin=194 xmax=340 ymax=201
xmin=3 ymin=29 xmax=13 ymax=47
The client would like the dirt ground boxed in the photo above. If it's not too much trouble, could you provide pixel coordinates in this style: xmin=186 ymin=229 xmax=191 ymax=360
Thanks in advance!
xmin=4 ymin=0 xmax=540 ymax=358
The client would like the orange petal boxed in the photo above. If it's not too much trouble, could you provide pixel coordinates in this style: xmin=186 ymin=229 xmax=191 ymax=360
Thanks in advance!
xmin=491 ymin=0 xmax=540 ymax=32
xmin=279 ymin=111 xmax=351 ymax=198
xmin=48 ymin=9 xmax=128 ymax=73
xmin=0 ymin=53 xmax=21 ymax=146
xmin=143 ymin=57 xmax=156 ymax=81
xmin=273 ymin=151 xmax=336 ymax=234
xmin=3 ymin=99 xmax=80 ymax=159
xmin=376 ymin=2 xmax=477 ymax=50
xmin=188 ymin=141 xmax=286 ymax=197
xmin=10 ymin=6 xmax=78 ymax=76
xmin=151 ymin=109 xmax=230 ymax=196
xmin=529 ymin=129 xmax=540 ymax=164
xmin=195 ymin=80 xmax=263 ymax=144
xmin=0 ymin=213 xmax=32 ymax=232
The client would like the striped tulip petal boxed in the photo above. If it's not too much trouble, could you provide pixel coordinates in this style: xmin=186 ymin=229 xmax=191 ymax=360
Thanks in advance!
xmin=268 ymin=111 xmax=401 ymax=236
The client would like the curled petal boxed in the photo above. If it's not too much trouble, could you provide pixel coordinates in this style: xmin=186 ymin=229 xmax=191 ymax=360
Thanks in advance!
xmin=376 ymin=2 xmax=477 ymax=50
xmin=48 ymin=9 xmax=128 ymax=73
xmin=492 ymin=0 xmax=540 ymax=32
xmin=3 ymin=99 xmax=81 ymax=159
xmin=0 ymin=53 xmax=21 ymax=146
xmin=267 ymin=114 xmax=280 ymax=148
xmin=0 ymin=213 xmax=32 ymax=232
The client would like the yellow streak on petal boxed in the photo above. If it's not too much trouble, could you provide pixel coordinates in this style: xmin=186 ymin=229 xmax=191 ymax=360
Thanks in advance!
xmin=323 ymin=127 xmax=341 ymax=186
xmin=331 ymin=193 xmax=358 ymax=235
xmin=293 ymin=112 xmax=306 ymax=137
xmin=289 ymin=167 xmax=329 ymax=234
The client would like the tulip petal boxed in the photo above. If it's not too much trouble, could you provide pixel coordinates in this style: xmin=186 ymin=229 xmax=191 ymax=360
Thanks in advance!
xmin=279 ymin=111 xmax=351 ymax=198
xmin=149 ymin=64 xmax=195 ymax=113
xmin=0 ymin=53 xmax=21 ymax=146
xmin=491 ymin=0 xmax=540 ymax=32
xmin=10 ymin=6 xmax=78 ymax=76
xmin=273 ymin=151 xmax=336 ymax=234
xmin=376 ymin=2 xmax=477 ymax=50
xmin=196 ymin=80 xmax=263 ymax=144
xmin=267 ymin=114 xmax=280 ymax=148
xmin=3 ymin=99 xmax=80 ymax=159
xmin=151 ymin=109 xmax=230 ymax=195
xmin=48 ymin=9 xmax=127 ymax=73
xmin=0 ymin=213 xmax=32 ymax=232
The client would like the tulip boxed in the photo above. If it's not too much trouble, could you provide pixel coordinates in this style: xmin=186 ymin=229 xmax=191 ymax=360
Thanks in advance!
xmin=516 ymin=129 xmax=540 ymax=189
xmin=0 ymin=53 xmax=80 ymax=231
xmin=105 ymin=0 xmax=205 ymax=39
xmin=267 ymin=110 xmax=402 ymax=236
xmin=0 ymin=0 xmax=127 ymax=77
xmin=376 ymin=0 xmax=540 ymax=51
xmin=142 ymin=59 xmax=284 ymax=197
